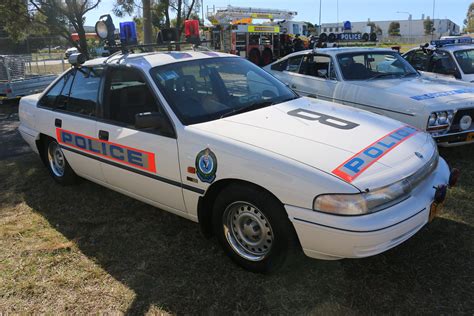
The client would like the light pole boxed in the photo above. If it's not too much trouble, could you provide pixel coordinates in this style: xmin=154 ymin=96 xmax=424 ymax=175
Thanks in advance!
xmin=319 ymin=0 xmax=322 ymax=35
xmin=397 ymin=11 xmax=412 ymax=44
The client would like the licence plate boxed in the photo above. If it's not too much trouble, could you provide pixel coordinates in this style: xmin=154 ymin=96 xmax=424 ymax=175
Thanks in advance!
xmin=429 ymin=202 xmax=443 ymax=222
xmin=467 ymin=132 xmax=474 ymax=142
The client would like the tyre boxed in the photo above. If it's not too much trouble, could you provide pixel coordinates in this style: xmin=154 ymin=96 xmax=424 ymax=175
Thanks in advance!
xmin=43 ymin=138 xmax=78 ymax=185
xmin=248 ymin=49 xmax=261 ymax=66
xmin=212 ymin=183 xmax=298 ymax=273
xmin=261 ymin=48 xmax=273 ymax=66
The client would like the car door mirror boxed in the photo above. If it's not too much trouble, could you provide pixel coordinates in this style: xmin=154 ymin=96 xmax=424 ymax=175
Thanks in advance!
xmin=135 ymin=112 xmax=165 ymax=129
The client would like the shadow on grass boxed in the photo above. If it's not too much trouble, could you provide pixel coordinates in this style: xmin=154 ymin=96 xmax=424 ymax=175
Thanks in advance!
xmin=5 ymin=154 xmax=474 ymax=314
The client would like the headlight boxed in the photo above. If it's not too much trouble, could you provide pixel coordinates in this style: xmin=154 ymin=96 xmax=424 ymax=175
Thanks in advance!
xmin=426 ymin=110 xmax=454 ymax=131
xmin=314 ymin=179 xmax=410 ymax=215
xmin=314 ymin=151 xmax=439 ymax=215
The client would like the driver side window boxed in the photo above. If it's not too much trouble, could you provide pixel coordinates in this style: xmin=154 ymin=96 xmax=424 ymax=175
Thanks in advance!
xmin=104 ymin=67 xmax=165 ymax=128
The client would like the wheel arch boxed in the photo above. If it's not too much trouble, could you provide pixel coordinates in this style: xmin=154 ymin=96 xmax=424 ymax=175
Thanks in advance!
xmin=197 ymin=178 xmax=287 ymax=238
xmin=36 ymin=133 xmax=52 ymax=167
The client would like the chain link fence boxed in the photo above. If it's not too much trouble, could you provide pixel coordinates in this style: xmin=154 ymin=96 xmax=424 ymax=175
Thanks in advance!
xmin=0 ymin=54 xmax=67 ymax=82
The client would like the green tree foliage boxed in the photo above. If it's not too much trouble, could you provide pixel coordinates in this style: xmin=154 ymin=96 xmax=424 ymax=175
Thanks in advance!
xmin=464 ymin=2 xmax=474 ymax=33
xmin=367 ymin=22 xmax=382 ymax=35
xmin=423 ymin=17 xmax=435 ymax=35
xmin=0 ymin=0 xmax=101 ymax=58
xmin=388 ymin=21 xmax=401 ymax=36
xmin=114 ymin=0 xmax=199 ymax=42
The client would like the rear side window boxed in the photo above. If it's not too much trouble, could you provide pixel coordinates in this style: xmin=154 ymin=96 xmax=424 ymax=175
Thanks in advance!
xmin=65 ymin=67 xmax=102 ymax=116
xmin=409 ymin=50 xmax=429 ymax=71
xmin=287 ymin=56 xmax=304 ymax=73
xmin=39 ymin=71 xmax=74 ymax=108
xmin=271 ymin=59 xmax=288 ymax=71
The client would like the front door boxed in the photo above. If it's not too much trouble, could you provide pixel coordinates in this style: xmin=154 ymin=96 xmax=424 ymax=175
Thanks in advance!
xmin=96 ymin=66 xmax=185 ymax=212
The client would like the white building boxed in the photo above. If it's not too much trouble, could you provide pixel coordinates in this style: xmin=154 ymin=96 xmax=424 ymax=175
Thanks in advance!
xmin=321 ymin=17 xmax=460 ymax=42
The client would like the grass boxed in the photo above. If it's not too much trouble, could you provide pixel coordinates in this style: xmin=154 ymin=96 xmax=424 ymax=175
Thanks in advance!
xmin=0 ymin=128 xmax=473 ymax=314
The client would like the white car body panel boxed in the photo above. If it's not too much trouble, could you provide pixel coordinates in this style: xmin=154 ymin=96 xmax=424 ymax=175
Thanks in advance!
xmin=265 ymin=48 xmax=474 ymax=146
xmin=18 ymin=51 xmax=451 ymax=261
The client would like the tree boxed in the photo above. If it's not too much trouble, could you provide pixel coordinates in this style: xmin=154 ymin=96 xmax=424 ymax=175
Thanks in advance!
xmin=424 ymin=17 xmax=435 ymax=35
xmin=367 ymin=22 xmax=382 ymax=35
xmin=114 ymin=0 xmax=199 ymax=42
xmin=388 ymin=21 xmax=400 ymax=36
xmin=464 ymin=2 xmax=474 ymax=33
xmin=0 ymin=0 xmax=101 ymax=59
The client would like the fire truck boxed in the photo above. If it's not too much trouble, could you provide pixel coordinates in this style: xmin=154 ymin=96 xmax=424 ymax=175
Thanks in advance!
xmin=206 ymin=6 xmax=310 ymax=66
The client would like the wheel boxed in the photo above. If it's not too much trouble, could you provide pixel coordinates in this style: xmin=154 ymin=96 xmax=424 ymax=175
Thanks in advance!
xmin=248 ymin=49 xmax=261 ymax=66
xmin=261 ymin=48 xmax=273 ymax=66
xmin=44 ymin=138 xmax=78 ymax=185
xmin=212 ymin=184 xmax=298 ymax=273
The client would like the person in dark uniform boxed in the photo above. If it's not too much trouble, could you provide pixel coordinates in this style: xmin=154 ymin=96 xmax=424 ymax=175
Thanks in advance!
xmin=293 ymin=34 xmax=304 ymax=52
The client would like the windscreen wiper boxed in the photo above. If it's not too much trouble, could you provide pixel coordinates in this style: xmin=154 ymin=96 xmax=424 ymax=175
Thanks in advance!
xmin=398 ymin=72 xmax=419 ymax=79
xmin=220 ymin=100 xmax=274 ymax=119
xmin=367 ymin=73 xmax=396 ymax=80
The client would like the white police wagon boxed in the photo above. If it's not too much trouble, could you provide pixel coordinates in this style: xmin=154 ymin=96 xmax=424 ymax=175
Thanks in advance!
xmin=403 ymin=37 xmax=474 ymax=83
xmin=265 ymin=47 xmax=474 ymax=146
xmin=18 ymin=21 xmax=456 ymax=271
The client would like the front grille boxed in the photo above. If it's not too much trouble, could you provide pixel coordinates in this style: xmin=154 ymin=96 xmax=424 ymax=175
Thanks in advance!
xmin=449 ymin=108 xmax=474 ymax=133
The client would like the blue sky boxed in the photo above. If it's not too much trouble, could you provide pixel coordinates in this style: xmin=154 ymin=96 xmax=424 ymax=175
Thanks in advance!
xmin=85 ymin=0 xmax=471 ymax=28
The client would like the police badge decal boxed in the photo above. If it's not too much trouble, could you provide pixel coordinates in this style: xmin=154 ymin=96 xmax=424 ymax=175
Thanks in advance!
xmin=195 ymin=148 xmax=217 ymax=183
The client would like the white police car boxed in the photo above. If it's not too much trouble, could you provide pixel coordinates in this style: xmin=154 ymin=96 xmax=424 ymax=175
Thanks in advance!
xmin=403 ymin=37 xmax=474 ymax=82
xmin=264 ymin=47 xmax=474 ymax=146
xmin=18 ymin=48 xmax=455 ymax=272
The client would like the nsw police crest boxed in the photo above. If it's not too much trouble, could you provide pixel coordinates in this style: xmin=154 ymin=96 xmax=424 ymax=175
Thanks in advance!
xmin=195 ymin=148 xmax=217 ymax=183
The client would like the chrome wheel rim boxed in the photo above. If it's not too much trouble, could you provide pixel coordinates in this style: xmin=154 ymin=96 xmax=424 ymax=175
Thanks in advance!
xmin=47 ymin=141 xmax=65 ymax=177
xmin=223 ymin=201 xmax=274 ymax=261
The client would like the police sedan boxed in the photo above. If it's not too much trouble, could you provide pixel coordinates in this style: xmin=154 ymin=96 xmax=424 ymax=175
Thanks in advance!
xmin=403 ymin=38 xmax=474 ymax=82
xmin=18 ymin=49 xmax=455 ymax=272
xmin=264 ymin=47 xmax=474 ymax=146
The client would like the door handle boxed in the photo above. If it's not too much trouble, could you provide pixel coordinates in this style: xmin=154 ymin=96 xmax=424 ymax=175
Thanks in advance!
xmin=291 ymin=84 xmax=297 ymax=89
xmin=55 ymin=118 xmax=62 ymax=128
xmin=98 ymin=130 xmax=109 ymax=141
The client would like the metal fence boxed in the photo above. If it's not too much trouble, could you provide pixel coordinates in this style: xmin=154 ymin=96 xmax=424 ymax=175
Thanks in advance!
xmin=0 ymin=54 xmax=67 ymax=82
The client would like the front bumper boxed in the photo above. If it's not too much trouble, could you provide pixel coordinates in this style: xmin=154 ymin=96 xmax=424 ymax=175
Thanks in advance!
xmin=285 ymin=157 xmax=451 ymax=260
xmin=435 ymin=130 xmax=474 ymax=146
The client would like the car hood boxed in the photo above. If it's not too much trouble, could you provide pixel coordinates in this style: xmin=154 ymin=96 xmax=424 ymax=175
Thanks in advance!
xmin=349 ymin=76 xmax=474 ymax=106
xmin=192 ymin=97 xmax=436 ymax=190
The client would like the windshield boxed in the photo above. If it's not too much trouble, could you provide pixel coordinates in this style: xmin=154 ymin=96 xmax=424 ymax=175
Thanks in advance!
xmin=337 ymin=51 xmax=418 ymax=80
xmin=150 ymin=57 xmax=297 ymax=125
xmin=454 ymin=49 xmax=474 ymax=74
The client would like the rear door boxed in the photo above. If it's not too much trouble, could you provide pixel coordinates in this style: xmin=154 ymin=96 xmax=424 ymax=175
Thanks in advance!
xmin=36 ymin=67 xmax=105 ymax=182
xmin=95 ymin=66 xmax=186 ymax=212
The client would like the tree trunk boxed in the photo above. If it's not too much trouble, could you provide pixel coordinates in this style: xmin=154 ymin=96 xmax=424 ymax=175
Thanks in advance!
xmin=143 ymin=0 xmax=152 ymax=44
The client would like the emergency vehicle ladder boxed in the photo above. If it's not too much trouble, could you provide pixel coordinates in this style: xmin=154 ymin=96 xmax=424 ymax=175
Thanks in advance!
xmin=207 ymin=5 xmax=297 ymax=25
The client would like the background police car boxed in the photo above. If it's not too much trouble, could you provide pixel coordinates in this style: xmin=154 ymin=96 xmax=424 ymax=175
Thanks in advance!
xmin=403 ymin=42 xmax=474 ymax=83
xmin=18 ymin=51 xmax=451 ymax=272
xmin=264 ymin=47 xmax=474 ymax=146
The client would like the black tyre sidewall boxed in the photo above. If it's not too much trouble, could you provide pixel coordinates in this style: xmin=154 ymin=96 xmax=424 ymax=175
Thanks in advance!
xmin=212 ymin=184 xmax=297 ymax=273
xmin=43 ymin=138 xmax=78 ymax=185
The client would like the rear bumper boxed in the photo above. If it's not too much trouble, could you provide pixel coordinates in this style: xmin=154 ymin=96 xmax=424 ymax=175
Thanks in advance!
xmin=285 ymin=157 xmax=451 ymax=260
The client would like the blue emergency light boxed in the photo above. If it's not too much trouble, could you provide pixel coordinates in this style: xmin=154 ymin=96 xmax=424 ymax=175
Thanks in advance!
xmin=120 ymin=22 xmax=138 ymax=46
xmin=430 ymin=37 xmax=473 ymax=47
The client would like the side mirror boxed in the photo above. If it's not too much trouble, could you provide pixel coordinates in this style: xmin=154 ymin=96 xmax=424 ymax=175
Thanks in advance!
xmin=135 ymin=112 xmax=165 ymax=129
